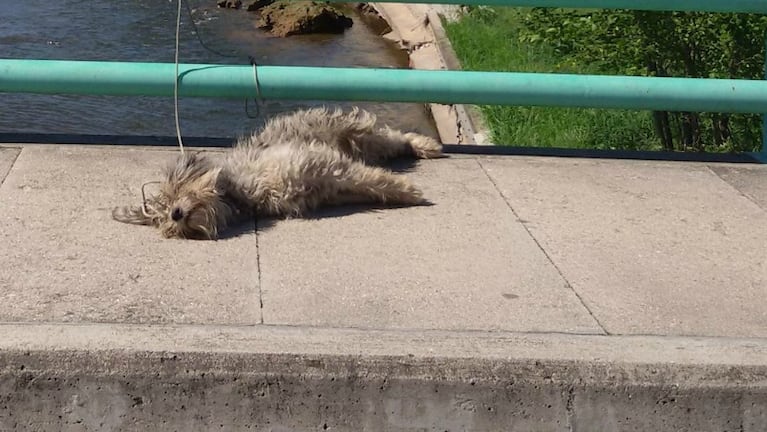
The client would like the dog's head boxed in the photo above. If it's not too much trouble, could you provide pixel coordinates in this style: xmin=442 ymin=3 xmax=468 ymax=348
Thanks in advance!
xmin=113 ymin=153 xmax=234 ymax=240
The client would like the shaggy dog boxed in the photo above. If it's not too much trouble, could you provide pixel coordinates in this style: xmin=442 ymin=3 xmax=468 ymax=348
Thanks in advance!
xmin=112 ymin=107 xmax=443 ymax=239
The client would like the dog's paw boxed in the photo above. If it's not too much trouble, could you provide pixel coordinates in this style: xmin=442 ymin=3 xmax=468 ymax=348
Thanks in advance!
xmin=390 ymin=178 xmax=426 ymax=205
xmin=405 ymin=133 xmax=444 ymax=159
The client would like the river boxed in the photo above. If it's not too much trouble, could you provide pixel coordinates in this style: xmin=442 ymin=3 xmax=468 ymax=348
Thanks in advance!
xmin=0 ymin=0 xmax=438 ymax=141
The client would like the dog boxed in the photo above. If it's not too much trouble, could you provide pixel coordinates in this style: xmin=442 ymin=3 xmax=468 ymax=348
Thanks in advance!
xmin=112 ymin=107 xmax=444 ymax=240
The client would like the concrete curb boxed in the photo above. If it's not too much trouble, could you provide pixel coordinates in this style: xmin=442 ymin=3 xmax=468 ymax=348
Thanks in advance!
xmin=2 ymin=323 xmax=767 ymax=430
xmin=368 ymin=3 xmax=487 ymax=145
xmin=424 ymin=7 xmax=487 ymax=145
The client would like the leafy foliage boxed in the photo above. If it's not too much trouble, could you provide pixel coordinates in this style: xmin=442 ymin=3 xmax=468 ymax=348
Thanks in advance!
xmin=517 ymin=8 xmax=767 ymax=152
xmin=443 ymin=7 xmax=659 ymax=150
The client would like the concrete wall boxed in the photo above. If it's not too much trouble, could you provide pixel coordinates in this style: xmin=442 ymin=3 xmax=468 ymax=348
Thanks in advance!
xmin=3 ymin=348 xmax=766 ymax=431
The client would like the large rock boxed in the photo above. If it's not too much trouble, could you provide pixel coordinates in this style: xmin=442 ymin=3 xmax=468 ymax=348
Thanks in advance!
xmin=245 ymin=0 xmax=275 ymax=11
xmin=353 ymin=2 xmax=391 ymax=36
xmin=255 ymin=1 xmax=353 ymax=37
xmin=217 ymin=0 xmax=242 ymax=9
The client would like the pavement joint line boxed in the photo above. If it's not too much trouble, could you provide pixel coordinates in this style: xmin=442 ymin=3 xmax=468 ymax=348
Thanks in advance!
xmin=564 ymin=386 xmax=576 ymax=431
xmin=254 ymin=214 xmax=264 ymax=325
xmin=705 ymin=164 xmax=767 ymax=212
xmin=250 ymin=322 xmax=604 ymax=336
xmin=2 ymin=319 xmax=767 ymax=341
xmin=0 ymin=146 xmax=22 ymax=187
xmin=4 ymin=320 xmax=767 ymax=342
xmin=475 ymin=158 xmax=610 ymax=336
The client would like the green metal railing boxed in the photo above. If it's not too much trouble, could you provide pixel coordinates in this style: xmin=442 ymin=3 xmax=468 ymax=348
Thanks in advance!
xmin=0 ymin=0 xmax=766 ymax=160
xmin=2 ymin=60 xmax=767 ymax=113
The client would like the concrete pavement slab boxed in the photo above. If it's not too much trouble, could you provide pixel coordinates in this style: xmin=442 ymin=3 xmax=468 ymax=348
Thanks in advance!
xmin=0 ymin=146 xmax=20 ymax=185
xmin=480 ymin=157 xmax=767 ymax=337
xmin=0 ymin=146 xmax=260 ymax=324
xmin=258 ymin=157 xmax=602 ymax=333
xmin=709 ymin=164 xmax=767 ymax=210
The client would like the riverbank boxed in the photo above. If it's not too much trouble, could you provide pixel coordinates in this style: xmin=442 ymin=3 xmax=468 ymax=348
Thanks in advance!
xmin=212 ymin=1 xmax=478 ymax=144
xmin=368 ymin=2 xmax=483 ymax=145
xmin=442 ymin=7 xmax=659 ymax=149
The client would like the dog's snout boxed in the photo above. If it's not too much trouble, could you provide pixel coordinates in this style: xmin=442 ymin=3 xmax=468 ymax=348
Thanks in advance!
xmin=170 ymin=207 xmax=184 ymax=221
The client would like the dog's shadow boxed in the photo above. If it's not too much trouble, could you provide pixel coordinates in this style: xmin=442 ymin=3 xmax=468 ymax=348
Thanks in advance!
xmin=386 ymin=157 xmax=420 ymax=174
xmin=218 ymin=204 xmax=432 ymax=239
xmin=216 ymin=219 xmax=263 ymax=240
xmin=215 ymin=158 xmax=429 ymax=240
xmin=308 ymin=199 xmax=435 ymax=219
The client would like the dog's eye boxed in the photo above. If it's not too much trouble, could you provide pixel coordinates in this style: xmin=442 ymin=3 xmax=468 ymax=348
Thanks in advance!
xmin=170 ymin=207 xmax=184 ymax=221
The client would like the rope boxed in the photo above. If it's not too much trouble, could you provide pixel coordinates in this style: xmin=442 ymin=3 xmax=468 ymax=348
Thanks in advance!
xmin=185 ymin=2 xmax=265 ymax=120
xmin=184 ymin=0 xmax=239 ymax=58
xmin=246 ymin=56 xmax=264 ymax=119
xmin=174 ymin=0 xmax=185 ymax=155
xmin=173 ymin=0 xmax=266 ymax=152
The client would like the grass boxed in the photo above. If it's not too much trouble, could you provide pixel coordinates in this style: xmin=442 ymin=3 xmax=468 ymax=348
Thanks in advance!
xmin=442 ymin=7 xmax=661 ymax=150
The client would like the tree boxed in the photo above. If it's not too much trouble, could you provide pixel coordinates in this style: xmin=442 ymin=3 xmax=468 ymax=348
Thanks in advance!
xmin=518 ymin=8 xmax=767 ymax=152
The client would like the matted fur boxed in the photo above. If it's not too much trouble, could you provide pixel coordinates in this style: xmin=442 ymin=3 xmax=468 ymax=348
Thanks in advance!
xmin=112 ymin=107 xmax=443 ymax=240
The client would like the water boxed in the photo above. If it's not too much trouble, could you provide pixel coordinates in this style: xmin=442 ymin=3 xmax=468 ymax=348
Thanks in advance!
xmin=0 ymin=0 xmax=438 ymax=140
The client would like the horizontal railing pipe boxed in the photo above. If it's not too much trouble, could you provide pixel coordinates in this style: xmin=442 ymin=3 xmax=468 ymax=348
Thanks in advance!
xmin=324 ymin=0 xmax=767 ymax=14
xmin=2 ymin=59 xmax=767 ymax=114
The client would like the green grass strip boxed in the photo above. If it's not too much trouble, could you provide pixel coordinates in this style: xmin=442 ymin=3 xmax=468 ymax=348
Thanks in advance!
xmin=443 ymin=7 xmax=660 ymax=150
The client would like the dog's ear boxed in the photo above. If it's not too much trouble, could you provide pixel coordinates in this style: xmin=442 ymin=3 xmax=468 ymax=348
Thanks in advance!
xmin=167 ymin=152 xmax=212 ymax=183
xmin=175 ymin=152 xmax=205 ymax=172
xmin=194 ymin=167 xmax=222 ymax=192
xmin=186 ymin=151 xmax=207 ymax=167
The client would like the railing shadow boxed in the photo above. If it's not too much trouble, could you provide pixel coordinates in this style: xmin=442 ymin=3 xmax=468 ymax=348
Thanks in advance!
xmin=0 ymin=132 xmax=762 ymax=163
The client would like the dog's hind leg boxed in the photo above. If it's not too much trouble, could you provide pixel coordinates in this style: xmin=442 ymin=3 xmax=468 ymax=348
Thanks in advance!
xmin=333 ymin=161 xmax=425 ymax=206
xmin=308 ymin=109 xmax=443 ymax=164
xmin=243 ymin=145 xmax=425 ymax=216
xmin=357 ymin=127 xmax=444 ymax=164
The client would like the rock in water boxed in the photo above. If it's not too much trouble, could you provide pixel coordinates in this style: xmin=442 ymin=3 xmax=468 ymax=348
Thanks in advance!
xmin=255 ymin=1 xmax=353 ymax=37
xmin=353 ymin=3 xmax=391 ymax=35
xmin=217 ymin=0 xmax=242 ymax=9
xmin=245 ymin=0 xmax=275 ymax=11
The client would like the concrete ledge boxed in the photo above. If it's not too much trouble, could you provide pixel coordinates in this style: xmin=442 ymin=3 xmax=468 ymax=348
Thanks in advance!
xmin=2 ymin=323 xmax=767 ymax=431
xmin=369 ymin=3 xmax=481 ymax=145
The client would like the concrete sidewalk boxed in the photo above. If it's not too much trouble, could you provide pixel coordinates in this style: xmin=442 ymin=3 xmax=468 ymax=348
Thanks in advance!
xmin=1 ymin=143 xmax=766 ymax=430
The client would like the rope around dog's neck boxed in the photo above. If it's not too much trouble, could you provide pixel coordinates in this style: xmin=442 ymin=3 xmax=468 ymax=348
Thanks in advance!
xmin=174 ymin=0 xmax=185 ymax=155
xmin=152 ymin=1 xmax=265 ymax=219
